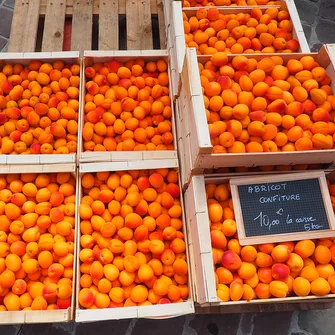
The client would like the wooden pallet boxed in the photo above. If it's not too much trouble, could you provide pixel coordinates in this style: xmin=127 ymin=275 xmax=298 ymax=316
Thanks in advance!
xmin=8 ymin=0 xmax=166 ymax=53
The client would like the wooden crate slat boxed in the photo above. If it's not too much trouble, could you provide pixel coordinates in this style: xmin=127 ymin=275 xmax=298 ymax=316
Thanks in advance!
xmin=8 ymin=1 xmax=26 ymax=52
xmin=156 ymin=0 xmax=166 ymax=49
xmin=139 ymin=0 xmax=153 ymax=49
xmin=71 ymin=0 xmax=93 ymax=52
xmin=39 ymin=0 xmax=158 ymax=15
xmin=22 ymin=0 xmax=41 ymax=52
xmin=121 ymin=0 xmax=157 ymax=15
xmin=126 ymin=0 xmax=139 ymax=50
xmin=42 ymin=0 xmax=67 ymax=51
xmin=9 ymin=0 xmax=41 ymax=52
xmin=98 ymin=0 xmax=118 ymax=50
xmin=126 ymin=0 xmax=153 ymax=50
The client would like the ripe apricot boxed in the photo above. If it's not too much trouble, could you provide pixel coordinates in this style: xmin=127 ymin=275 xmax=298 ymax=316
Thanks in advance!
xmin=311 ymin=277 xmax=330 ymax=296
xmin=314 ymin=245 xmax=332 ymax=264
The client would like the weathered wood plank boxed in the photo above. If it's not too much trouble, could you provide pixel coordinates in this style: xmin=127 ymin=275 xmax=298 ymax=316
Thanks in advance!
xmin=42 ymin=0 xmax=67 ymax=51
xmin=39 ymin=0 xmax=158 ymax=15
xmin=9 ymin=0 xmax=41 ymax=52
xmin=71 ymin=0 xmax=93 ymax=52
xmin=156 ymin=0 xmax=166 ymax=49
xmin=138 ymin=0 xmax=153 ymax=49
xmin=126 ymin=0 xmax=153 ymax=50
xmin=99 ymin=0 xmax=118 ymax=50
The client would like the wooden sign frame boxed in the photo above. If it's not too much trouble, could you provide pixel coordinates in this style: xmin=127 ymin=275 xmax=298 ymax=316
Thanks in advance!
xmin=230 ymin=171 xmax=335 ymax=246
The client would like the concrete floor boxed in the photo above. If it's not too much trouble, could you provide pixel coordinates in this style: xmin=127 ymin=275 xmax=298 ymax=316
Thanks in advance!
xmin=1 ymin=0 xmax=335 ymax=334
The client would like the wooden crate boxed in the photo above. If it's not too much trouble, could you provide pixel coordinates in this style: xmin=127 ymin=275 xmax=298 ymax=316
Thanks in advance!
xmin=8 ymin=0 xmax=166 ymax=53
xmin=176 ymin=45 xmax=335 ymax=188
xmin=184 ymin=173 xmax=335 ymax=308
xmin=166 ymin=0 xmax=310 ymax=82
xmin=0 ymin=51 xmax=81 ymax=166
xmin=78 ymin=50 xmax=178 ymax=164
xmin=0 ymin=164 xmax=77 ymax=324
xmin=75 ymin=159 xmax=195 ymax=322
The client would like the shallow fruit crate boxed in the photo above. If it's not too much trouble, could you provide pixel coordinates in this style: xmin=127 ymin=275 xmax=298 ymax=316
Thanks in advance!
xmin=0 ymin=51 xmax=81 ymax=166
xmin=78 ymin=50 xmax=179 ymax=164
xmin=184 ymin=173 xmax=335 ymax=307
xmin=0 ymin=163 xmax=77 ymax=324
xmin=75 ymin=159 xmax=194 ymax=322
xmin=177 ymin=45 xmax=335 ymax=188
xmin=166 ymin=0 xmax=309 ymax=80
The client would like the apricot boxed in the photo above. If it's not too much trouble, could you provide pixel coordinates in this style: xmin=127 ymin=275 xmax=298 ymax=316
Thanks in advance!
xmin=217 ymin=283 xmax=230 ymax=302
xmin=295 ymin=240 xmax=315 ymax=258
xmin=221 ymin=250 xmax=242 ymax=270
xmin=272 ymin=263 xmax=290 ymax=280
xmin=269 ymin=281 xmax=288 ymax=298
xmin=237 ymin=262 xmax=256 ymax=280
xmin=79 ymin=288 xmax=95 ymax=308
xmin=230 ymin=280 xmax=244 ymax=301
xmin=316 ymin=264 xmax=334 ymax=279
xmin=311 ymin=277 xmax=330 ymax=296
xmin=271 ymin=245 xmax=290 ymax=262
xmin=286 ymin=253 xmax=304 ymax=272
xmin=314 ymin=245 xmax=332 ymax=264
xmin=300 ymin=265 xmax=319 ymax=283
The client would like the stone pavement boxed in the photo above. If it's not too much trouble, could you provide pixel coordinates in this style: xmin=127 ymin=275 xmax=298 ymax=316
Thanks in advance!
xmin=2 ymin=306 xmax=335 ymax=335
xmin=1 ymin=0 xmax=335 ymax=334
xmin=0 ymin=0 xmax=13 ymax=52
xmin=295 ymin=0 xmax=335 ymax=51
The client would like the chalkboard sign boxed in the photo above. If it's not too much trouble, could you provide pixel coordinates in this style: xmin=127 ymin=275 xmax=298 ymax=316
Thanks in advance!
xmin=230 ymin=171 xmax=335 ymax=245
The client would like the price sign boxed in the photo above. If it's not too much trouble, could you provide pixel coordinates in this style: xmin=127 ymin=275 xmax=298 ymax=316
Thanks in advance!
xmin=230 ymin=171 xmax=335 ymax=245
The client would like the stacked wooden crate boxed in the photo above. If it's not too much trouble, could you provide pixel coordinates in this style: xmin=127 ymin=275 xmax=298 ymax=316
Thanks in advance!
xmin=2 ymin=0 xmax=335 ymax=324
xmin=165 ymin=0 xmax=335 ymax=311
xmin=0 ymin=0 xmax=195 ymax=323
xmin=75 ymin=50 xmax=194 ymax=321
xmin=0 ymin=51 xmax=80 ymax=323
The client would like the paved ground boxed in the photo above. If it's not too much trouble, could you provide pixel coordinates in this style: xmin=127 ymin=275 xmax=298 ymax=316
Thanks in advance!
xmin=1 ymin=0 xmax=335 ymax=334
xmin=0 ymin=0 xmax=13 ymax=52
xmin=295 ymin=0 xmax=335 ymax=51
xmin=2 ymin=307 xmax=335 ymax=334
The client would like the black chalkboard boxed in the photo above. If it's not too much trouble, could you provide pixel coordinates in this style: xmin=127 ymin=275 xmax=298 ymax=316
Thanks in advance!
xmin=237 ymin=178 xmax=329 ymax=237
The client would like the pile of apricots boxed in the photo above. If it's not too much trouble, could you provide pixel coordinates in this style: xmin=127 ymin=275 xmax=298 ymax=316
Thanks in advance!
xmin=199 ymin=53 xmax=335 ymax=153
xmin=183 ymin=8 xmax=300 ymax=54
xmin=183 ymin=0 xmax=281 ymax=6
xmin=83 ymin=59 xmax=174 ymax=152
xmin=0 ymin=61 xmax=79 ymax=155
xmin=207 ymin=181 xmax=335 ymax=301
xmin=78 ymin=169 xmax=188 ymax=308
xmin=0 ymin=173 xmax=76 ymax=311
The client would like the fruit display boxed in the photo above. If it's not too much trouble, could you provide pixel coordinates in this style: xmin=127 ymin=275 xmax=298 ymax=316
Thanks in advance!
xmin=82 ymin=58 xmax=174 ymax=153
xmin=0 ymin=172 xmax=76 ymax=311
xmin=183 ymin=8 xmax=300 ymax=54
xmin=0 ymin=60 xmax=80 ymax=155
xmin=197 ymin=53 xmax=335 ymax=154
xmin=183 ymin=0 xmax=281 ymax=6
xmin=205 ymin=181 xmax=335 ymax=302
xmin=78 ymin=168 xmax=189 ymax=309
